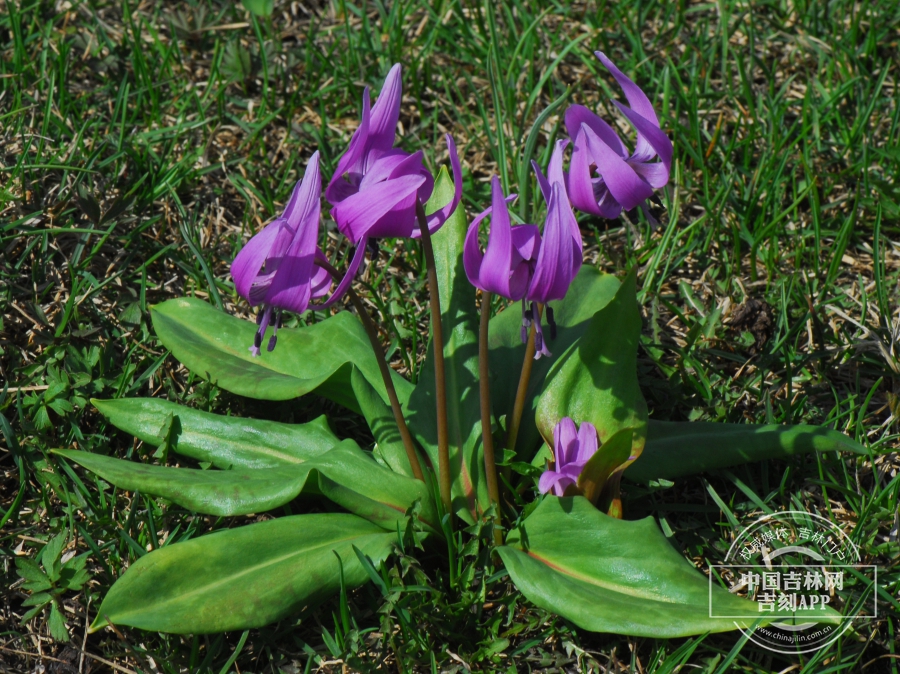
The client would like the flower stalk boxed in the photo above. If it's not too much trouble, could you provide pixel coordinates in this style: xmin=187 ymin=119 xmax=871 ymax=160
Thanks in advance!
xmin=507 ymin=303 xmax=542 ymax=456
xmin=478 ymin=290 xmax=502 ymax=545
xmin=416 ymin=200 xmax=453 ymax=522
xmin=316 ymin=258 xmax=424 ymax=482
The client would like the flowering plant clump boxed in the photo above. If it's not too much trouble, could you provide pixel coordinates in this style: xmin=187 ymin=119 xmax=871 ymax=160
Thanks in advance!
xmin=56 ymin=56 xmax=860 ymax=639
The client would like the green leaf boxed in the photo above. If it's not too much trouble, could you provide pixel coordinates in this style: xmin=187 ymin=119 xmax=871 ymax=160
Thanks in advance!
xmin=21 ymin=592 xmax=52 ymax=607
xmin=151 ymin=300 xmax=413 ymax=414
xmin=404 ymin=166 xmax=487 ymax=520
xmin=55 ymin=449 xmax=309 ymax=516
xmin=535 ymin=268 xmax=647 ymax=464
xmin=20 ymin=604 xmax=48 ymax=624
xmin=90 ymin=513 xmax=395 ymax=634
xmin=93 ymin=397 xmax=339 ymax=469
xmin=498 ymin=497 xmax=840 ymax=637
xmin=241 ymin=0 xmax=273 ymax=16
xmin=488 ymin=268 xmax=621 ymax=460
xmin=351 ymin=367 xmax=414 ymax=477
xmin=307 ymin=442 xmax=441 ymax=535
xmin=55 ymin=441 xmax=440 ymax=534
xmin=48 ymin=602 xmax=69 ymax=641
xmin=15 ymin=557 xmax=47 ymax=584
xmin=41 ymin=533 xmax=67 ymax=583
xmin=628 ymin=420 xmax=870 ymax=482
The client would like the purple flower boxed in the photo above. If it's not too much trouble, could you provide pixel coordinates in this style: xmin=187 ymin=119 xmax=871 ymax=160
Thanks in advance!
xmin=463 ymin=175 xmax=540 ymax=301
xmin=527 ymin=139 xmax=583 ymax=358
xmin=565 ymin=51 xmax=672 ymax=219
xmin=324 ymin=64 xmax=463 ymax=303
xmin=231 ymin=152 xmax=332 ymax=356
xmin=538 ymin=418 xmax=599 ymax=497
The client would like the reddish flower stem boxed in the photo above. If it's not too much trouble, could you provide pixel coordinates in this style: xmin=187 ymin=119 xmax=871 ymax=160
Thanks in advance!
xmin=506 ymin=303 xmax=543 ymax=456
xmin=316 ymin=258 xmax=424 ymax=481
xmin=415 ymin=202 xmax=453 ymax=523
xmin=478 ymin=290 xmax=503 ymax=545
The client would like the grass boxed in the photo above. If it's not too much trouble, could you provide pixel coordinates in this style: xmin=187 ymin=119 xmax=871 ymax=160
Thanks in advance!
xmin=1 ymin=0 xmax=899 ymax=671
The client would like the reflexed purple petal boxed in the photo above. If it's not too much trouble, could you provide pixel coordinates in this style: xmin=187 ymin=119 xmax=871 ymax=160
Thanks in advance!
xmin=283 ymin=155 xmax=322 ymax=227
xmin=415 ymin=167 xmax=435 ymax=205
xmin=594 ymin=52 xmax=659 ymax=128
xmin=332 ymin=174 xmax=426 ymax=242
xmin=369 ymin=64 xmax=402 ymax=151
xmin=470 ymin=193 xmax=518 ymax=233
xmin=574 ymin=422 xmax=599 ymax=464
xmin=532 ymin=159 xmax=551 ymax=204
xmin=631 ymin=162 xmax=669 ymax=189
xmin=478 ymin=176 xmax=516 ymax=298
xmin=612 ymin=100 xmax=673 ymax=171
xmin=318 ymin=237 xmax=369 ymax=309
xmin=565 ymin=104 xmax=627 ymax=157
xmin=463 ymin=215 xmax=485 ymax=290
xmin=262 ymin=154 xmax=323 ymax=314
xmin=231 ymin=218 xmax=282 ymax=302
xmin=511 ymin=224 xmax=540 ymax=261
xmin=582 ymin=125 xmax=653 ymax=211
xmin=419 ymin=134 xmax=463 ymax=236
xmin=365 ymin=197 xmax=418 ymax=239
xmin=546 ymin=139 xmax=569 ymax=188
xmin=566 ymin=128 xmax=603 ymax=216
xmin=553 ymin=417 xmax=579 ymax=466
xmin=595 ymin=52 xmax=660 ymax=163
xmin=325 ymin=92 xmax=371 ymax=205
xmin=527 ymin=183 xmax=577 ymax=303
xmin=507 ymin=258 xmax=532 ymax=300
xmin=263 ymin=245 xmax=315 ymax=314
xmin=310 ymin=247 xmax=333 ymax=299
xmin=593 ymin=181 xmax=624 ymax=219
xmin=358 ymin=150 xmax=417 ymax=190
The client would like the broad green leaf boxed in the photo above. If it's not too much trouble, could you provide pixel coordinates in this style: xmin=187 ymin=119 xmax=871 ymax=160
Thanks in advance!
xmin=535 ymin=268 xmax=647 ymax=464
xmin=498 ymin=497 xmax=840 ymax=637
xmin=627 ymin=421 xmax=869 ymax=482
xmin=90 ymin=513 xmax=394 ymax=633
xmin=405 ymin=166 xmax=487 ymax=520
xmin=93 ymin=397 xmax=339 ymax=469
xmin=55 ymin=441 xmax=440 ymax=534
xmin=152 ymin=300 xmax=413 ymax=414
xmin=309 ymin=442 xmax=440 ymax=535
xmin=55 ymin=449 xmax=308 ymax=516
xmin=351 ymin=367 xmax=415 ymax=477
xmin=488 ymin=268 xmax=621 ymax=460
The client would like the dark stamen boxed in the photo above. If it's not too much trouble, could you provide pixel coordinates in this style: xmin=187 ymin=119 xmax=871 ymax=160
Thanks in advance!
xmin=256 ymin=311 xmax=264 ymax=325
xmin=520 ymin=301 xmax=533 ymax=343
xmin=253 ymin=331 xmax=262 ymax=349
xmin=366 ymin=238 xmax=380 ymax=255
xmin=547 ymin=305 xmax=556 ymax=340
xmin=274 ymin=311 xmax=283 ymax=330
xmin=267 ymin=335 xmax=277 ymax=352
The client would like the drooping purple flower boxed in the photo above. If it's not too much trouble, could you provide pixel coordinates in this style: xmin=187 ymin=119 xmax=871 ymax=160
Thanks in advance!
xmin=565 ymin=51 xmax=672 ymax=219
xmin=463 ymin=175 xmax=540 ymax=301
xmin=538 ymin=418 xmax=599 ymax=497
xmin=231 ymin=152 xmax=332 ymax=356
xmin=526 ymin=139 xmax=583 ymax=358
xmin=324 ymin=64 xmax=463 ymax=305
